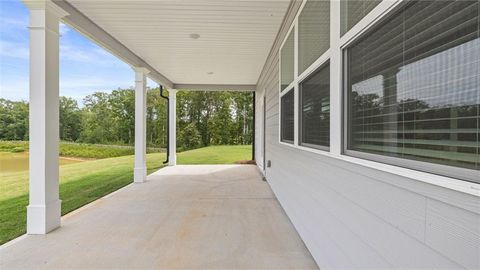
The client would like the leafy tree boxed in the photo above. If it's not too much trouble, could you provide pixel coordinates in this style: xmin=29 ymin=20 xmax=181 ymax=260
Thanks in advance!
xmin=0 ymin=89 xmax=254 ymax=151
xmin=208 ymin=92 xmax=234 ymax=145
xmin=147 ymin=89 xmax=167 ymax=147
xmin=178 ymin=122 xmax=201 ymax=150
xmin=109 ymin=89 xmax=135 ymax=144
xmin=59 ymin=97 xmax=82 ymax=141
xmin=231 ymin=92 xmax=253 ymax=144
xmin=79 ymin=92 xmax=116 ymax=144
xmin=0 ymin=99 xmax=29 ymax=140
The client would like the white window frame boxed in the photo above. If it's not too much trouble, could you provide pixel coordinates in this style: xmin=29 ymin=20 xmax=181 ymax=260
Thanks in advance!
xmin=278 ymin=13 xmax=296 ymax=146
xmin=280 ymin=85 xmax=295 ymax=144
xmin=341 ymin=0 xmax=480 ymax=183
xmin=276 ymin=0 xmax=480 ymax=193
xmin=278 ymin=0 xmax=331 ymax=150
xmin=278 ymin=22 xmax=297 ymax=146
xmin=299 ymin=60 xmax=331 ymax=151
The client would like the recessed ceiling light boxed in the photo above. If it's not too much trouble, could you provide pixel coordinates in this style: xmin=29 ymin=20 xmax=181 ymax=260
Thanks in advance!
xmin=189 ymin=33 xmax=200 ymax=39
xmin=207 ymin=72 xmax=214 ymax=75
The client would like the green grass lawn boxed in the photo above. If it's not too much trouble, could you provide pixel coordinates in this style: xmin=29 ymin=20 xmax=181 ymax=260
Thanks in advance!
xmin=0 ymin=140 xmax=162 ymax=159
xmin=177 ymin=145 xmax=252 ymax=164
xmin=0 ymin=145 xmax=251 ymax=245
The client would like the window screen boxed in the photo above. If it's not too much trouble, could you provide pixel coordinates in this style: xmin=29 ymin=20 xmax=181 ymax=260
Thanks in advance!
xmin=281 ymin=90 xmax=295 ymax=143
xmin=281 ymin=31 xmax=294 ymax=91
xmin=298 ymin=0 xmax=330 ymax=75
xmin=300 ymin=63 xmax=330 ymax=149
xmin=346 ymin=0 xmax=480 ymax=174
xmin=341 ymin=0 xmax=382 ymax=36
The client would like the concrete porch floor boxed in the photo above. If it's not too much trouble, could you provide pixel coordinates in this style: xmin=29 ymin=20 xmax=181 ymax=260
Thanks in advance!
xmin=1 ymin=165 xmax=318 ymax=269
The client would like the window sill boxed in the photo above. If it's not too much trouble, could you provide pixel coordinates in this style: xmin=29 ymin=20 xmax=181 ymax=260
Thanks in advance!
xmin=279 ymin=140 xmax=294 ymax=147
xmin=337 ymin=154 xmax=480 ymax=197
xmin=278 ymin=141 xmax=480 ymax=198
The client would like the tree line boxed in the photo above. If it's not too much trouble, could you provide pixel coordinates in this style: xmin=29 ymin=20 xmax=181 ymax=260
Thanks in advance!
xmin=0 ymin=88 xmax=253 ymax=151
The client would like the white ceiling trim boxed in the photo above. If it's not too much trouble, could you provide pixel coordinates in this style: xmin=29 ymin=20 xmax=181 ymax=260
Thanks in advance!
xmin=173 ymin=84 xmax=256 ymax=91
xmin=53 ymin=0 xmax=174 ymax=88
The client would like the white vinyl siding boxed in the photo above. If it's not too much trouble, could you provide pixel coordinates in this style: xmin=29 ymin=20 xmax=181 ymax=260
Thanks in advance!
xmin=256 ymin=0 xmax=480 ymax=269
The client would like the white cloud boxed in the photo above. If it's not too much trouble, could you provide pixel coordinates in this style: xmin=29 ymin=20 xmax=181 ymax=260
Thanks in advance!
xmin=0 ymin=37 xmax=120 ymax=66
xmin=60 ymin=76 xmax=131 ymax=90
xmin=59 ymin=76 xmax=134 ymax=105
xmin=0 ymin=75 xmax=135 ymax=105
xmin=60 ymin=44 xmax=97 ymax=62
xmin=0 ymin=16 xmax=28 ymax=30
xmin=59 ymin=23 xmax=70 ymax=36
xmin=0 ymin=75 xmax=29 ymax=102
xmin=60 ymin=42 xmax=124 ymax=67
xmin=0 ymin=40 xmax=29 ymax=59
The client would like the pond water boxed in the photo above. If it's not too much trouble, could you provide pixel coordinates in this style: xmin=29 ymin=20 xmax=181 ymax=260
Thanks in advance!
xmin=0 ymin=152 xmax=84 ymax=173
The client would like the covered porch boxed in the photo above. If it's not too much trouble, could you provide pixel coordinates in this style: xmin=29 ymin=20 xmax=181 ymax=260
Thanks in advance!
xmin=1 ymin=0 xmax=305 ymax=266
xmin=22 ymin=0 xmax=283 ymax=235
xmin=1 ymin=165 xmax=317 ymax=269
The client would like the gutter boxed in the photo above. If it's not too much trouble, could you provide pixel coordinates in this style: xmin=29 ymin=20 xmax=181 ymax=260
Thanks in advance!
xmin=252 ymin=92 xmax=255 ymax=161
xmin=160 ymin=86 xmax=169 ymax=164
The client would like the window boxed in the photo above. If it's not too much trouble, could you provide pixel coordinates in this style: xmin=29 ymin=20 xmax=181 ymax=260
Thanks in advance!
xmin=300 ymin=63 xmax=330 ymax=149
xmin=341 ymin=0 xmax=381 ymax=36
xmin=280 ymin=30 xmax=294 ymax=91
xmin=298 ymin=0 xmax=330 ymax=75
xmin=279 ymin=0 xmax=330 ymax=146
xmin=281 ymin=90 xmax=295 ymax=143
xmin=346 ymin=0 xmax=480 ymax=180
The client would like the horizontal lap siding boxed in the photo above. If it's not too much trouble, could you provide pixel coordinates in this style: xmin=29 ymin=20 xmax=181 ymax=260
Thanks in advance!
xmin=426 ymin=199 xmax=480 ymax=269
xmin=255 ymin=0 xmax=480 ymax=269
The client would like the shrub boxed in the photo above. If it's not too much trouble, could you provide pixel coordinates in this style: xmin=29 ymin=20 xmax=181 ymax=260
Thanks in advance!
xmin=11 ymin=147 xmax=25 ymax=153
xmin=0 ymin=141 xmax=28 ymax=152
xmin=0 ymin=141 xmax=164 ymax=159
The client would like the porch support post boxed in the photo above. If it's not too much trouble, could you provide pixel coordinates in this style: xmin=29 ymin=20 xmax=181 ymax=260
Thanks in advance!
xmin=168 ymin=89 xmax=177 ymax=166
xmin=329 ymin=0 xmax=342 ymax=155
xmin=24 ymin=0 xmax=67 ymax=234
xmin=133 ymin=67 xmax=149 ymax=183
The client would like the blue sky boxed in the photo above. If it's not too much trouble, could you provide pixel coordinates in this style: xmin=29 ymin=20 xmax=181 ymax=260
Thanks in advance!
xmin=0 ymin=0 xmax=156 ymax=105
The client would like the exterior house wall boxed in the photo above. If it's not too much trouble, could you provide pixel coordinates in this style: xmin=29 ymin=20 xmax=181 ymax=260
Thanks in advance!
xmin=255 ymin=1 xmax=480 ymax=269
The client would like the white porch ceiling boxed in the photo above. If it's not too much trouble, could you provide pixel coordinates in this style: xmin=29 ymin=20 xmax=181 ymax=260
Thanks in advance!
xmin=65 ymin=0 xmax=291 ymax=87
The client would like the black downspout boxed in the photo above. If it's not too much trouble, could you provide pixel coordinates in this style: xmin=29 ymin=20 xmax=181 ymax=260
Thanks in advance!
xmin=160 ymin=86 xmax=169 ymax=164
xmin=252 ymin=92 xmax=255 ymax=161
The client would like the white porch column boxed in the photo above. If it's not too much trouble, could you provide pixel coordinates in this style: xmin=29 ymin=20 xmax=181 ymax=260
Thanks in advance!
xmin=133 ymin=67 xmax=149 ymax=183
xmin=329 ymin=0 xmax=342 ymax=155
xmin=24 ymin=0 xmax=67 ymax=234
xmin=168 ymin=89 xmax=177 ymax=166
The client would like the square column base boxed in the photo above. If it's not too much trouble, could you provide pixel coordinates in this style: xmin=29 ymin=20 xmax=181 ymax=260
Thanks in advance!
xmin=27 ymin=199 xmax=61 ymax=234
xmin=168 ymin=155 xmax=176 ymax=166
xmin=134 ymin=167 xmax=147 ymax=183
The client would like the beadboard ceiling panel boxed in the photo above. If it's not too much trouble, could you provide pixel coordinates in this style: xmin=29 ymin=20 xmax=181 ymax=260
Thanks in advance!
xmin=67 ymin=0 xmax=291 ymax=86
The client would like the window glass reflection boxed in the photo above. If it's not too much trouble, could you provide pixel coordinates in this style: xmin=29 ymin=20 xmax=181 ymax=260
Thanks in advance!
xmin=347 ymin=0 xmax=480 ymax=171
xmin=281 ymin=90 xmax=295 ymax=143
xmin=300 ymin=64 xmax=330 ymax=148
xmin=298 ymin=0 xmax=330 ymax=74
xmin=341 ymin=0 xmax=382 ymax=36
xmin=281 ymin=31 xmax=294 ymax=91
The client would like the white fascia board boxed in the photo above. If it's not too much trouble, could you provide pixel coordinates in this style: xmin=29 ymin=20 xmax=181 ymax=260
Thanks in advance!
xmin=53 ymin=0 xmax=174 ymax=89
xmin=173 ymin=84 xmax=256 ymax=92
